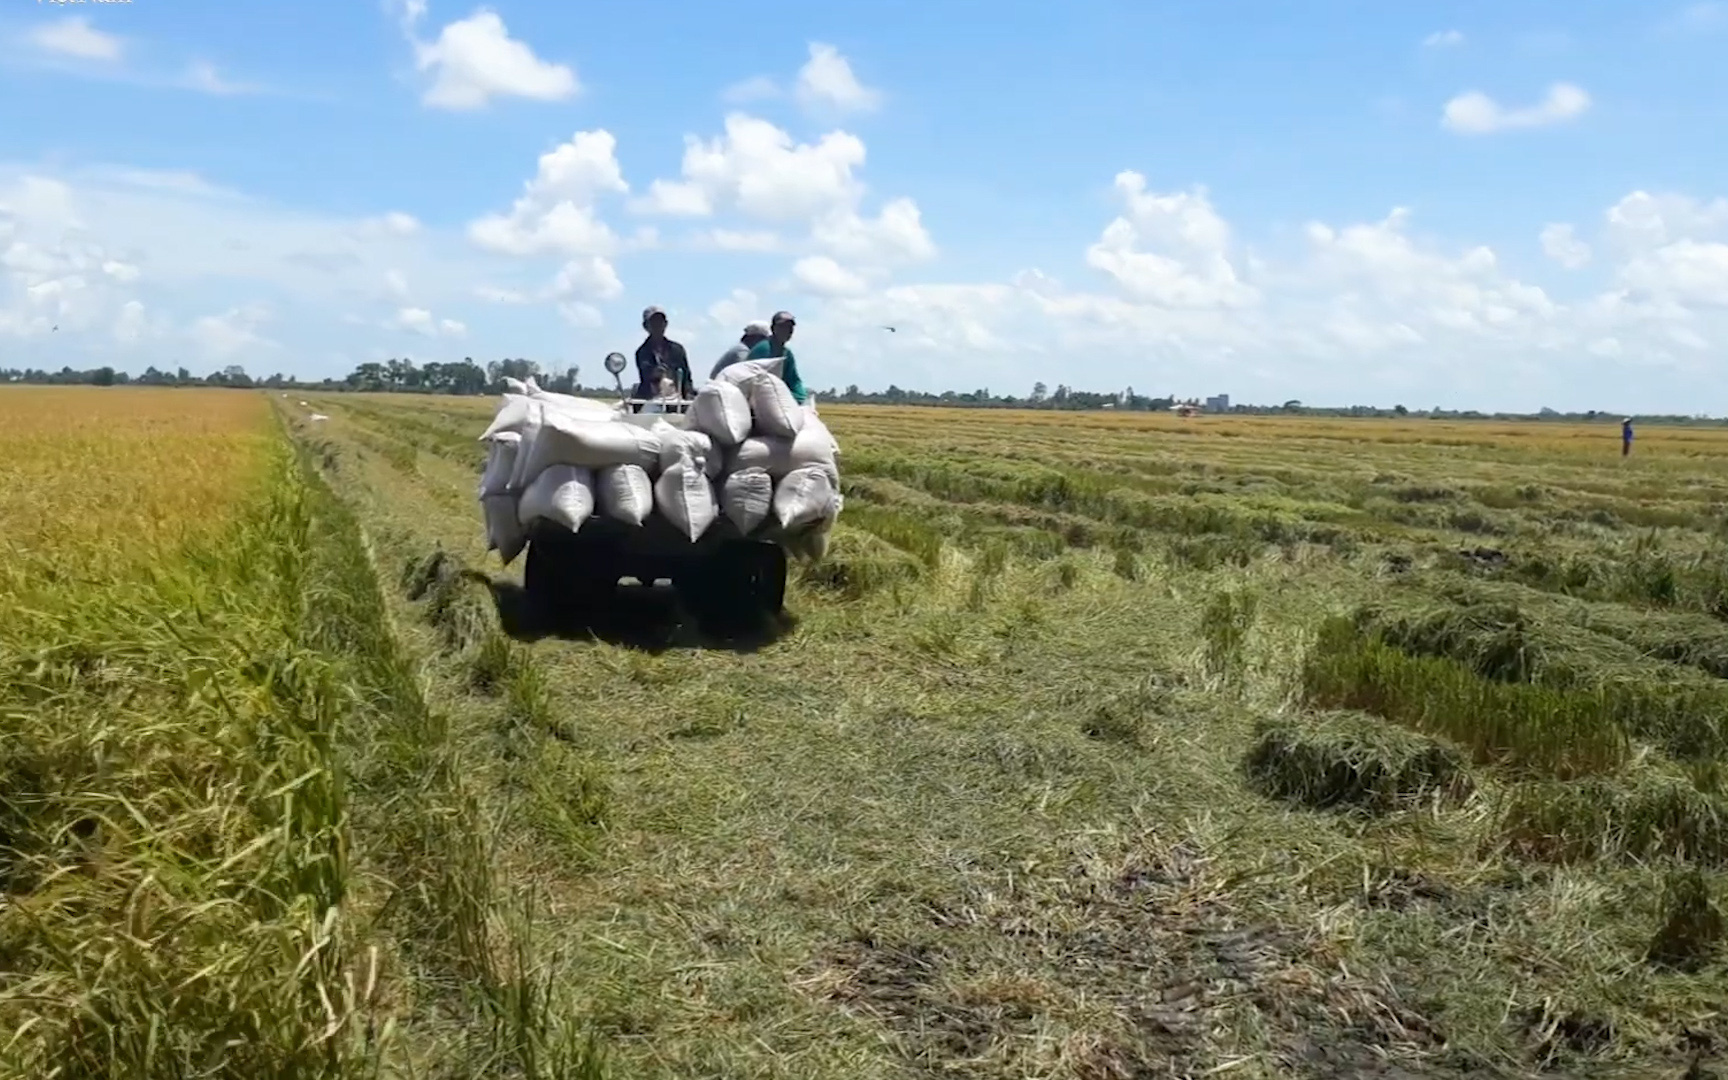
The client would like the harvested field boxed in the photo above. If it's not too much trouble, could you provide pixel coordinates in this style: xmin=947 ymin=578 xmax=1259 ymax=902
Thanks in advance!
xmin=9 ymin=387 xmax=1728 ymax=1078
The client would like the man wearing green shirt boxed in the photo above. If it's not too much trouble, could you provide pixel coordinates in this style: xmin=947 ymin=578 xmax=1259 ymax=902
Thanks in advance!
xmin=745 ymin=310 xmax=807 ymax=404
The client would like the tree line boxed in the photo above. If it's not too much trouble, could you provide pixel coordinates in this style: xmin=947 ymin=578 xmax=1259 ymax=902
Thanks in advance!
xmin=0 ymin=358 xmax=1709 ymax=424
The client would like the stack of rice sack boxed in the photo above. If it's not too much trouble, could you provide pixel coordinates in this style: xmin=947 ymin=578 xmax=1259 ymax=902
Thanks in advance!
xmin=474 ymin=365 xmax=841 ymax=565
xmin=690 ymin=358 xmax=842 ymax=544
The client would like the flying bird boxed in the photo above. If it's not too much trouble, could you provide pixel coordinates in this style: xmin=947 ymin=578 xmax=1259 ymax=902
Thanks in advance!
xmin=881 ymin=325 xmax=896 ymax=332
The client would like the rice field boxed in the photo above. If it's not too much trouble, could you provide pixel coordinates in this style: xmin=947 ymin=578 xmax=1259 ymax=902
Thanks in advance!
xmin=8 ymin=386 xmax=1728 ymax=1078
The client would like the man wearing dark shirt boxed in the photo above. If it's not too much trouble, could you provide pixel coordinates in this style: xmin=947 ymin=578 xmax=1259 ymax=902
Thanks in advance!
xmin=634 ymin=306 xmax=693 ymax=401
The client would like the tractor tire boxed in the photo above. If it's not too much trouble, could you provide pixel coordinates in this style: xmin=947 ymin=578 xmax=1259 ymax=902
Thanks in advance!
xmin=523 ymin=523 xmax=618 ymax=621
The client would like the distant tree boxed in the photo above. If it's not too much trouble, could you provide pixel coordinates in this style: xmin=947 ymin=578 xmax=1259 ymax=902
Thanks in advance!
xmin=1030 ymin=381 xmax=1048 ymax=403
xmin=1393 ymin=404 xmax=1408 ymax=415
xmin=92 ymin=366 xmax=115 ymax=387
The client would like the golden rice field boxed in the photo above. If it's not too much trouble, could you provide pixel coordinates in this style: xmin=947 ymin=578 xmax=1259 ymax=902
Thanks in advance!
xmin=8 ymin=384 xmax=1728 ymax=1079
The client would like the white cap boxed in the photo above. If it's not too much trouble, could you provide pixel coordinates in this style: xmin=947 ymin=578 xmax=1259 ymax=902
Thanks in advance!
xmin=743 ymin=321 xmax=771 ymax=337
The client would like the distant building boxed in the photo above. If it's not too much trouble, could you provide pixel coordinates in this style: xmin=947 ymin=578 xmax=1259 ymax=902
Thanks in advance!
xmin=1205 ymin=394 xmax=1230 ymax=412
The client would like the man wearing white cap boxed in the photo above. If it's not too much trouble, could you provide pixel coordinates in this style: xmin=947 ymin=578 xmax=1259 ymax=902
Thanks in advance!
xmin=710 ymin=320 xmax=771 ymax=380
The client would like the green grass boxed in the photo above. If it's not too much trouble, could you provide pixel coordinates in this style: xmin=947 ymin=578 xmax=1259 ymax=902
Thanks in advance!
xmin=1243 ymin=711 xmax=1474 ymax=813
xmin=240 ymin=393 xmax=1728 ymax=1078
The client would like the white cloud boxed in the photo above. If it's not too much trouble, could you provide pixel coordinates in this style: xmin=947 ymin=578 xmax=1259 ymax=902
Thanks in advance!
xmin=1540 ymin=223 xmax=1591 ymax=268
xmin=357 ymin=211 xmax=422 ymax=238
xmin=696 ymin=229 xmax=783 ymax=253
xmin=631 ymin=179 xmax=712 ymax=217
xmin=546 ymin=255 xmax=623 ymax=301
xmin=1604 ymin=190 xmax=1728 ymax=251
xmin=391 ymin=305 xmax=467 ymax=337
xmin=723 ymin=75 xmax=780 ymax=104
xmin=102 ymin=259 xmax=141 ymax=283
xmin=1423 ymin=29 xmax=1465 ymax=48
xmin=706 ymin=288 xmax=763 ymax=330
xmin=795 ymin=43 xmax=881 ymax=114
xmin=191 ymin=304 xmax=278 ymax=359
xmin=405 ymin=8 xmax=578 ymax=110
xmin=632 ymin=114 xmax=866 ymax=222
xmin=1442 ymin=83 xmax=1591 ymax=134
xmin=394 ymin=306 xmax=435 ymax=334
xmin=113 ymin=299 xmax=157 ymax=343
xmin=1085 ymin=172 xmax=1256 ymax=308
xmin=468 ymin=130 xmax=628 ymax=256
xmin=27 ymin=16 xmax=122 ymax=61
xmin=11 ymin=153 xmax=1728 ymax=411
xmin=813 ymin=198 xmax=936 ymax=266
xmin=793 ymin=255 xmax=870 ymax=297
xmin=183 ymin=61 xmax=260 ymax=96
xmin=633 ymin=113 xmax=933 ymax=287
xmin=558 ymin=301 xmax=602 ymax=328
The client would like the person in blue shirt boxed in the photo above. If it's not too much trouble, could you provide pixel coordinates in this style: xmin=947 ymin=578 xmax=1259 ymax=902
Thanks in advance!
xmin=1622 ymin=417 xmax=1634 ymax=457
xmin=744 ymin=310 xmax=807 ymax=404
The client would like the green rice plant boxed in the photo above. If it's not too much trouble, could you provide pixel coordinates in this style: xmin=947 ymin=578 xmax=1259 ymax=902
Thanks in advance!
xmin=975 ymin=537 xmax=1010 ymax=579
xmin=1358 ymin=598 xmax=1728 ymax=760
xmin=1111 ymin=544 xmax=1142 ymax=582
xmin=1201 ymin=587 xmax=1259 ymax=681
xmin=842 ymin=502 xmax=944 ymax=570
xmin=1242 ymin=711 xmax=1474 ymax=813
xmin=1498 ymin=774 xmax=1728 ymax=866
xmin=0 ymin=433 xmax=392 ymax=1076
xmin=1647 ymin=868 xmax=1725 ymax=971
xmin=1167 ymin=533 xmax=1261 ymax=570
xmin=1050 ymin=557 xmax=1081 ymax=592
xmin=470 ymin=630 xmax=515 ymax=694
xmin=1303 ymin=618 xmax=1627 ymax=777
xmin=798 ymin=529 xmax=922 ymax=601
xmin=1079 ymin=685 xmax=1165 ymax=746
xmin=506 ymin=653 xmax=555 ymax=734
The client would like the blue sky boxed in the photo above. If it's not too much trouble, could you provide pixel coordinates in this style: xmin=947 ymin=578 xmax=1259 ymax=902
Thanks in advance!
xmin=2 ymin=0 xmax=1726 ymax=411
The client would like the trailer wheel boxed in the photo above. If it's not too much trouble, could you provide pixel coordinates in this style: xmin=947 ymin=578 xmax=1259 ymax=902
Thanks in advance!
xmin=677 ymin=542 xmax=787 ymax=634
xmin=523 ymin=523 xmax=618 ymax=620
xmin=739 ymin=542 xmax=787 ymax=616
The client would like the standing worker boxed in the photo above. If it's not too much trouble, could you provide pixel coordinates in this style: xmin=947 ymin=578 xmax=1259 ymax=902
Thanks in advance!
xmin=634 ymin=306 xmax=693 ymax=403
xmin=1622 ymin=417 xmax=1634 ymax=458
xmin=711 ymin=321 xmax=771 ymax=380
xmin=746 ymin=310 xmax=808 ymax=404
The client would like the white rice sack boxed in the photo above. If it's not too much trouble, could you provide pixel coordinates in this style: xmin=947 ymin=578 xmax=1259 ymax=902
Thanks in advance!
xmin=477 ymin=432 xmax=522 ymax=498
xmin=517 ymin=465 xmax=596 ymax=532
xmin=506 ymin=400 xmax=547 ymax=491
xmin=651 ymin=421 xmax=712 ymax=468
xmin=597 ymin=464 xmax=653 ymax=526
xmin=691 ymin=380 xmax=752 ymax=446
xmin=483 ymin=494 xmax=528 ymax=564
xmin=774 ymin=464 xmax=841 ymax=531
xmin=517 ymin=409 xmax=662 ymax=486
xmin=721 ymin=467 xmax=774 ymax=534
xmin=480 ymin=393 xmax=533 ymax=441
xmin=746 ymin=372 xmax=804 ymax=439
xmin=530 ymin=386 xmax=620 ymax=420
xmin=653 ymin=422 xmax=725 ymax=481
xmin=788 ymin=407 xmax=838 ymax=470
xmin=714 ymin=358 xmax=783 ymax=385
xmin=502 ymin=376 xmax=529 ymax=395
xmin=654 ymin=456 xmax=718 ymax=542
xmin=728 ymin=435 xmax=793 ymax=478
